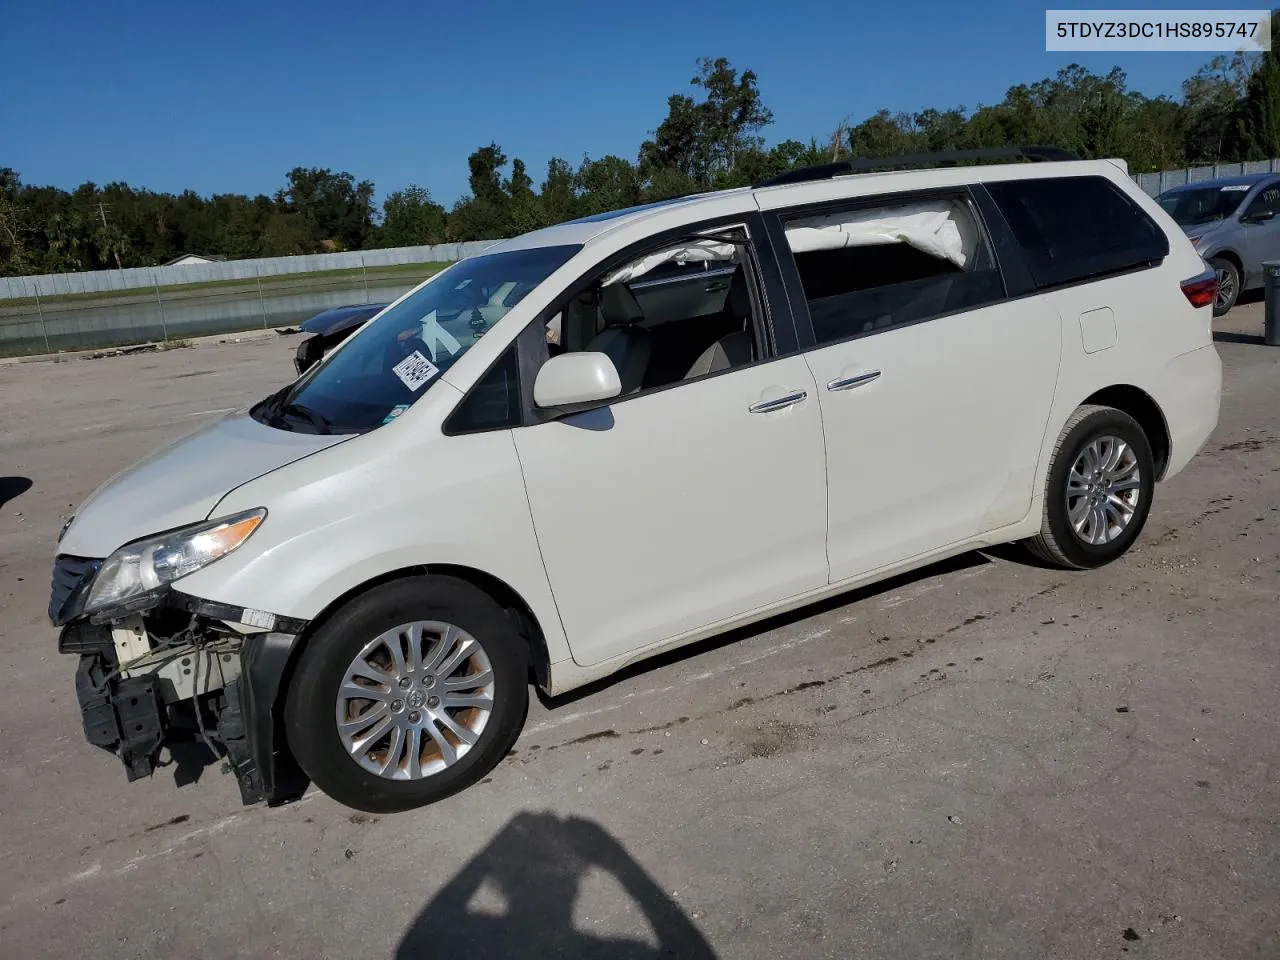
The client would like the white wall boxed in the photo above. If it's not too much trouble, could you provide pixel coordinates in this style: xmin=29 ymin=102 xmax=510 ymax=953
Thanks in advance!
xmin=0 ymin=240 xmax=503 ymax=300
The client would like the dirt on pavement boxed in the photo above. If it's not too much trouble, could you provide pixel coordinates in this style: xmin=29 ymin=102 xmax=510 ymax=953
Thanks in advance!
xmin=0 ymin=306 xmax=1277 ymax=959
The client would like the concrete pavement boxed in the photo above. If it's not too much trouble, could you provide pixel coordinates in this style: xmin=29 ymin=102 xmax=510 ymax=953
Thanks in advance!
xmin=1 ymin=305 xmax=1277 ymax=959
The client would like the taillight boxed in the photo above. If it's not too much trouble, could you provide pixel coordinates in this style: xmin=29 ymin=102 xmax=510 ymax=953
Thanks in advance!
xmin=1181 ymin=268 xmax=1218 ymax=309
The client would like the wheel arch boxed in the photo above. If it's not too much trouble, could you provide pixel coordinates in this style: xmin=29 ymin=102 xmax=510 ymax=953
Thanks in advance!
xmin=1207 ymin=249 xmax=1246 ymax=292
xmin=299 ymin=563 xmax=552 ymax=687
xmin=1208 ymin=248 xmax=1243 ymax=275
xmin=260 ymin=563 xmax=551 ymax=798
xmin=1080 ymin=384 xmax=1171 ymax=479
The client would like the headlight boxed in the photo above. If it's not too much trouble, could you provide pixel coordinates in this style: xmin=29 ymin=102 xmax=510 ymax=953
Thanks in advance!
xmin=85 ymin=509 xmax=265 ymax=613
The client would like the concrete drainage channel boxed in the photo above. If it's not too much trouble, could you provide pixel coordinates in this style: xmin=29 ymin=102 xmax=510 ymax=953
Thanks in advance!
xmin=0 ymin=327 xmax=293 ymax=366
xmin=0 ymin=265 xmax=446 ymax=358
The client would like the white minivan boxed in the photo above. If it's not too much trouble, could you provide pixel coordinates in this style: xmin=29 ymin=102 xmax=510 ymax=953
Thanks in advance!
xmin=50 ymin=149 xmax=1222 ymax=813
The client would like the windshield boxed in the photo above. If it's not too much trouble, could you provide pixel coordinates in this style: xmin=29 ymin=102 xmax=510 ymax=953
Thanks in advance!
xmin=1157 ymin=185 xmax=1249 ymax=227
xmin=256 ymin=244 xmax=580 ymax=433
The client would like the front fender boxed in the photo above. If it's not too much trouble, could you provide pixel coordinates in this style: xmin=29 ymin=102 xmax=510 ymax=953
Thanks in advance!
xmin=1200 ymin=243 xmax=1241 ymax=272
xmin=170 ymin=427 xmax=573 ymax=669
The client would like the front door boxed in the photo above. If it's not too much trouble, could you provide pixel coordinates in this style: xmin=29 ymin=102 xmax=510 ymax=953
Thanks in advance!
xmin=512 ymin=228 xmax=829 ymax=668
xmin=1239 ymin=181 xmax=1280 ymax=287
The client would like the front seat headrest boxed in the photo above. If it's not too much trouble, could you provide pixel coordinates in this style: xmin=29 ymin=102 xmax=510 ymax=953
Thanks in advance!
xmin=684 ymin=331 xmax=754 ymax=379
xmin=600 ymin=283 xmax=645 ymax=327
xmin=586 ymin=326 xmax=652 ymax=395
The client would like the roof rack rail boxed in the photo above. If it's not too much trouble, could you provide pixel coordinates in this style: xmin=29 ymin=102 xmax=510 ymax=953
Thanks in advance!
xmin=752 ymin=146 xmax=1081 ymax=188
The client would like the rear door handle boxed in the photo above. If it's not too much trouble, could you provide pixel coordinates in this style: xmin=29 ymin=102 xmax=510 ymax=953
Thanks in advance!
xmin=827 ymin=370 xmax=881 ymax=392
xmin=748 ymin=390 xmax=808 ymax=414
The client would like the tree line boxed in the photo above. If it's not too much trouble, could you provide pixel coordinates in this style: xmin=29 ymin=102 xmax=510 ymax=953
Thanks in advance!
xmin=5 ymin=36 xmax=1280 ymax=277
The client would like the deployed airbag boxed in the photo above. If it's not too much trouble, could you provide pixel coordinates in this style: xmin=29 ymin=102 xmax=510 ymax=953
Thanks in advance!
xmin=784 ymin=201 xmax=973 ymax=268
xmin=602 ymin=239 xmax=737 ymax=286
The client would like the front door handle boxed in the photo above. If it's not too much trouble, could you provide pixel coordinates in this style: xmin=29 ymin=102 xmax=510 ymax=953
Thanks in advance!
xmin=827 ymin=370 xmax=881 ymax=392
xmin=748 ymin=390 xmax=808 ymax=414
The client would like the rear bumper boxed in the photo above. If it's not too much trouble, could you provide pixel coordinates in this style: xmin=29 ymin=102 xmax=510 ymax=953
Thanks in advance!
xmin=1153 ymin=343 xmax=1222 ymax=481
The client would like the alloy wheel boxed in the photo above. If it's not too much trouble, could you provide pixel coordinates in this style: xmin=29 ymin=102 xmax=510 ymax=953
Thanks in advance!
xmin=1065 ymin=435 xmax=1143 ymax=546
xmin=1214 ymin=265 xmax=1235 ymax=311
xmin=335 ymin=621 xmax=495 ymax=780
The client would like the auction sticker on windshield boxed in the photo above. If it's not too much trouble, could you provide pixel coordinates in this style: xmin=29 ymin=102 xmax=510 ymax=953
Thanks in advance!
xmin=392 ymin=351 xmax=440 ymax=392
xmin=382 ymin=403 xmax=411 ymax=424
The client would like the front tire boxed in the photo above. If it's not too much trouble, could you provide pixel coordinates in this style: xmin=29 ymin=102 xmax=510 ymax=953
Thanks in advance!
xmin=1209 ymin=256 xmax=1239 ymax=317
xmin=1023 ymin=405 xmax=1155 ymax=570
xmin=284 ymin=575 xmax=529 ymax=813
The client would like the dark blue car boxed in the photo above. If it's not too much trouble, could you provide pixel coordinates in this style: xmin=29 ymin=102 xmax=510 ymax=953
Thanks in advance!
xmin=293 ymin=303 xmax=390 ymax=374
xmin=293 ymin=275 xmax=536 ymax=374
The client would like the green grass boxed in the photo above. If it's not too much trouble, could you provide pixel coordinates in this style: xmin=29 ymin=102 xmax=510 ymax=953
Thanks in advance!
xmin=0 ymin=261 xmax=451 ymax=309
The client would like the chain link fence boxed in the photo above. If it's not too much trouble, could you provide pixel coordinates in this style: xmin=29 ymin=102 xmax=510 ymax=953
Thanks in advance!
xmin=0 ymin=259 xmax=449 ymax=358
xmin=7 ymin=159 xmax=1280 ymax=358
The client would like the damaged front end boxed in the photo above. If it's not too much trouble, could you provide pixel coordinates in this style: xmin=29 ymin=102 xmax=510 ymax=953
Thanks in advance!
xmin=50 ymin=554 xmax=309 ymax=806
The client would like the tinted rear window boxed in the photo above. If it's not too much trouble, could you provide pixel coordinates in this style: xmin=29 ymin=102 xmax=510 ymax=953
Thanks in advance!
xmin=987 ymin=176 xmax=1168 ymax=290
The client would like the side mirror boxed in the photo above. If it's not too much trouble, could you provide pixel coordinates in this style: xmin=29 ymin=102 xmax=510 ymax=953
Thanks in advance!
xmin=533 ymin=352 xmax=622 ymax=413
xmin=1242 ymin=210 xmax=1276 ymax=225
xmin=294 ymin=335 xmax=325 ymax=375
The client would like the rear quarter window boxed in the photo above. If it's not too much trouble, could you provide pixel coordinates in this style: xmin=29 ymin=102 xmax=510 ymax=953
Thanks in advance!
xmin=986 ymin=176 xmax=1169 ymax=290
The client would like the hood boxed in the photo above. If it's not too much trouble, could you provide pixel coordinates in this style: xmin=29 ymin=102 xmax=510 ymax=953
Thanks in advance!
xmin=1181 ymin=220 xmax=1225 ymax=241
xmin=59 ymin=412 xmax=350 ymax=558
xmin=300 ymin=304 xmax=389 ymax=337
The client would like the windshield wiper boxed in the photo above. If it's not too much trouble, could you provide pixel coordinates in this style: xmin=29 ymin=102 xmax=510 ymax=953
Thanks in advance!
xmin=252 ymin=386 xmax=290 ymax=426
xmin=280 ymin=402 xmax=334 ymax=434
xmin=251 ymin=388 xmax=334 ymax=434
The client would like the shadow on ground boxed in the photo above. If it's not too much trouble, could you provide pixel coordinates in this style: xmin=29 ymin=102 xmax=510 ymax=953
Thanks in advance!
xmin=0 ymin=476 xmax=32 ymax=510
xmin=395 ymin=812 xmax=716 ymax=959
xmin=162 ymin=740 xmax=220 ymax=788
xmin=1214 ymin=330 xmax=1268 ymax=345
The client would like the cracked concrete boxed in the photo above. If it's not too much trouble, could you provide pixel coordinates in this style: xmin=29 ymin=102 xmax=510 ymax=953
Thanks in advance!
xmin=0 ymin=305 xmax=1277 ymax=959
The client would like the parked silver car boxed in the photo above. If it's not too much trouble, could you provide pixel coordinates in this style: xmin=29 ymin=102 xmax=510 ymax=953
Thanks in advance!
xmin=1157 ymin=173 xmax=1280 ymax=316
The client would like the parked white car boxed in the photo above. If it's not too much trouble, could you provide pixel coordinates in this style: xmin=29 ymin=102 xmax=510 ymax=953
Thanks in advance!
xmin=50 ymin=148 xmax=1222 ymax=813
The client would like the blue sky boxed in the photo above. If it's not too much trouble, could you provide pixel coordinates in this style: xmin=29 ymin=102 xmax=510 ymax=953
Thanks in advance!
xmin=0 ymin=0 xmax=1248 ymax=206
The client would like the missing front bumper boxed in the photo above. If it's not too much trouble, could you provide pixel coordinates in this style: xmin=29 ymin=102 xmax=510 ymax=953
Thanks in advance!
xmin=65 ymin=620 xmax=309 ymax=806
xmin=75 ymin=653 xmax=165 ymax=781
xmin=53 ymin=549 xmax=312 ymax=806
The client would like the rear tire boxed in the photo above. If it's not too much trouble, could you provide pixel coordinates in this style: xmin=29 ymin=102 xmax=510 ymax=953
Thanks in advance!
xmin=284 ymin=576 xmax=529 ymax=813
xmin=1209 ymin=256 xmax=1239 ymax=317
xmin=1023 ymin=405 xmax=1155 ymax=570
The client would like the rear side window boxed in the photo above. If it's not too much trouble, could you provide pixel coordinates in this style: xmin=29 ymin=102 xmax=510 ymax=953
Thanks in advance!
xmin=782 ymin=195 xmax=1006 ymax=346
xmin=986 ymin=176 xmax=1168 ymax=290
